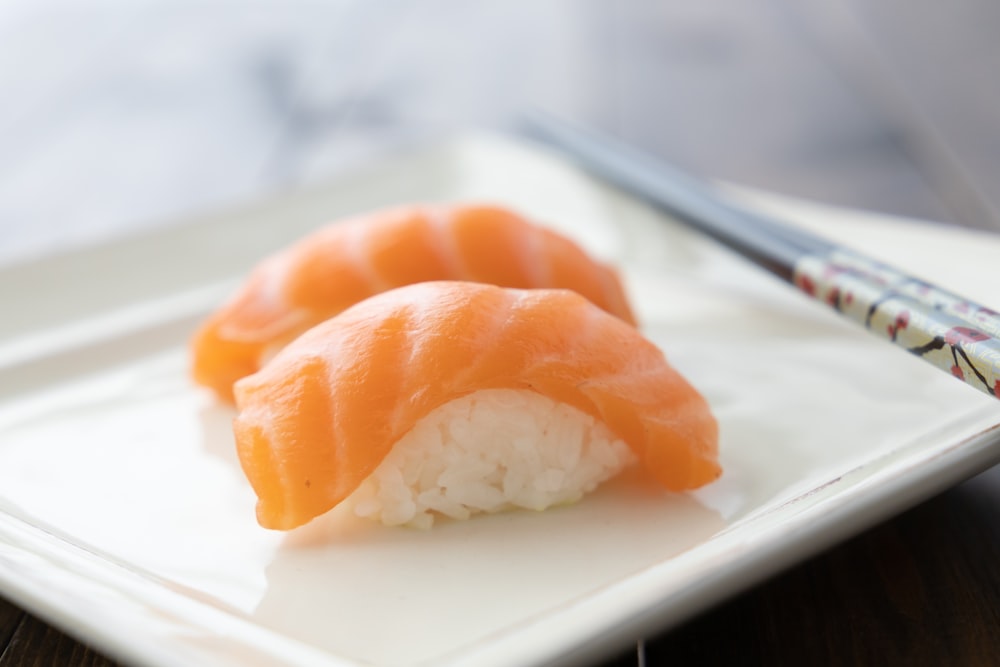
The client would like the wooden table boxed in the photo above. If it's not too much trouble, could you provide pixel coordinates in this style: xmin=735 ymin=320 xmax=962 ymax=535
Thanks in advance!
xmin=2 ymin=2 xmax=999 ymax=664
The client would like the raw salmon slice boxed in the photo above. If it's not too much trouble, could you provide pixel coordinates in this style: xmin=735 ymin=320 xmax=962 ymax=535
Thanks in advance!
xmin=192 ymin=204 xmax=637 ymax=401
xmin=233 ymin=281 xmax=718 ymax=530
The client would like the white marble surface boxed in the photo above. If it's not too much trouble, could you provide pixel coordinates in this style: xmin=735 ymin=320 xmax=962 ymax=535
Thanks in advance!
xmin=6 ymin=1 xmax=982 ymax=270
xmin=1 ymin=0 xmax=376 ymax=262
xmin=0 ymin=1 xmax=601 ymax=266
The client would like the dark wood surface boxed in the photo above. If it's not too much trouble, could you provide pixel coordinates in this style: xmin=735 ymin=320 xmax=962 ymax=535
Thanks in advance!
xmin=2 ymin=1 xmax=1000 ymax=665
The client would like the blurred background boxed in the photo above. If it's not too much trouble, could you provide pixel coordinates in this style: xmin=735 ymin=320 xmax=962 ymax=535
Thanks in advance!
xmin=2 ymin=1 xmax=999 ymax=666
xmin=2 ymin=0 xmax=998 ymax=267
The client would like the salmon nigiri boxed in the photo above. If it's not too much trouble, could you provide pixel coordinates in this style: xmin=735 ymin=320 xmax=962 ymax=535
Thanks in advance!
xmin=233 ymin=281 xmax=718 ymax=530
xmin=192 ymin=204 xmax=636 ymax=401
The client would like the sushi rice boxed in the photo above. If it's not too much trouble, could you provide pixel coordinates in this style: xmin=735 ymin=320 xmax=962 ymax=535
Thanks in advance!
xmin=347 ymin=389 xmax=637 ymax=529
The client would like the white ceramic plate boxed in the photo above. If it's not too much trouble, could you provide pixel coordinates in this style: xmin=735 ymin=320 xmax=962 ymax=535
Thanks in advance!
xmin=3 ymin=135 xmax=1000 ymax=667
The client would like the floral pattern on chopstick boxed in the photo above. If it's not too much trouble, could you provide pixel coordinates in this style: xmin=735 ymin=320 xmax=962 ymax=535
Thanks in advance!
xmin=793 ymin=249 xmax=1000 ymax=398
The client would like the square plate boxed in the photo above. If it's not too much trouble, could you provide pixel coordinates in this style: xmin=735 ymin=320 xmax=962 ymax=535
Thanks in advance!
xmin=3 ymin=134 xmax=1000 ymax=667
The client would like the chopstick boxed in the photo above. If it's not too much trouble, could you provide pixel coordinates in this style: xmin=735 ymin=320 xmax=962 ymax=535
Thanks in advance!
xmin=521 ymin=114 xmax=1000 ymax=400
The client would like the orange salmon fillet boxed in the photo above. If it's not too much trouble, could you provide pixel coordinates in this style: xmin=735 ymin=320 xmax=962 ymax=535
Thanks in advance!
xmin=192 ymin=204 xmax=636 ymax=402
xmin=233 ymin=281 xmax=718 ymax=530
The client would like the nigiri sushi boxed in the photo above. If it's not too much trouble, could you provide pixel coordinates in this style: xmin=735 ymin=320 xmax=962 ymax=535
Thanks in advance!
xmin=193 ymin=204 xmax=637 ymax=401
xmin=233 ymin=281 xmax=719 ymax=530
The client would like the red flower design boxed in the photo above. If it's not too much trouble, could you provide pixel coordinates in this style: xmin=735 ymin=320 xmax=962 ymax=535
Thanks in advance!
xmin=951 ymin=364 xmax=965 ymax=380
xmin=944 ymin=327 xmax=990 ymax=345
xmin=887 ymin=311 xmax=910 ymax=340
xmin=797 ymin=274 xmax=816 ymax=296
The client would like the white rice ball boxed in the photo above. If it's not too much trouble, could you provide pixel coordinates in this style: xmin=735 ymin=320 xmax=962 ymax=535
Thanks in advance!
xmin=347 ymin=389 xmax=637 ymax=528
